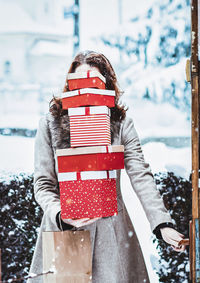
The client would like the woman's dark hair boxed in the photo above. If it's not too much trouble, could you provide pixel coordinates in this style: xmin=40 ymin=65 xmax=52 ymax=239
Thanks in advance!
xmin=49 ymin=50 xmax=127 ymax=121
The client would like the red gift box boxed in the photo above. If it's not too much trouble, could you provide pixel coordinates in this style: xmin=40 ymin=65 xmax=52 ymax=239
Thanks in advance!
xmin=68 ymin=106 xmax=111 ymax=147
xmin=67 ymin=70 xmax=106 ymax=91
xmin=56 ymin=145 xmax=124 ymax=173
xmin=59 ymin=170 xmax=118 ymax=218
xmin=61 ymin=88 xmax=115 ymax=109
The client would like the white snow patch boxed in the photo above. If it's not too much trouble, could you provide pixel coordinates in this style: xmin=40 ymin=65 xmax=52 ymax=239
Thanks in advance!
xmin=124 ymin=98 xmax=190 ymax=139
xmin=142 ymin=142 xmax=191 ymax=179
xmin=0 ymin=135 xmax=34 ymax=174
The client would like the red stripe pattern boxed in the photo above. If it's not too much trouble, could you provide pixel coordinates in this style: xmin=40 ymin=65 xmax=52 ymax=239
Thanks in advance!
xmin=70 ymin=114 xmax=111 ymax=147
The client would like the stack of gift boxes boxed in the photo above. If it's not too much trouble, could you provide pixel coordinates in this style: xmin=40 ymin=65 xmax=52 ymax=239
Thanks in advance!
xmin=56 ymin=70 xmax=124 ymax=219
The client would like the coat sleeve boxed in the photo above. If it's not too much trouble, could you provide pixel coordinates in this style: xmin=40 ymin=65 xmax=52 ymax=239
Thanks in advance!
xmin=34 ymin=115 xmax=61 ymax=226
xmin=121 ymin=116 xmax=173 ymax=232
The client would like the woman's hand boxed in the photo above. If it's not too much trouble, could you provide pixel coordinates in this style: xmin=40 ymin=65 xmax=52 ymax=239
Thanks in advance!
xmin=62 ymin=217 xmax=101 ymax=228
xmin=160 ymin=227 xmax=186 ymax=252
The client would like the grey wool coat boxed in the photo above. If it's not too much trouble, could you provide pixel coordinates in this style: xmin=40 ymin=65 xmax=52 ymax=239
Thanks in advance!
xmin=28 ymin=112 xmax=173 ymax=283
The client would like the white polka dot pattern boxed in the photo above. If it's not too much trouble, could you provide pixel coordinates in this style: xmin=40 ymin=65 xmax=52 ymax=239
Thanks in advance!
xmin=60 ymin=178 xmax=118 ymax=218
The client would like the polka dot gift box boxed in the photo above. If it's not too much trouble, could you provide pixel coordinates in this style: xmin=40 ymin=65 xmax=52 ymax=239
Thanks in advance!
xmin=58 ymin=170 xmax=118 ymax=218
xmin=56 ymin=146 xmax=124 ymax=218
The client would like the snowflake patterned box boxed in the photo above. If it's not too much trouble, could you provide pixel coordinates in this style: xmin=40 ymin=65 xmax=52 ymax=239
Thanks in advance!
xmin=61 ymin=88 xmax=115 ymax=109
xmin=56 ymin=145 xmax=124 ymax=173
xmin=59 ymin=170 xmax=118 ymax=218
xmin=67 ymin=70 xmax=106 ymax=91
xmin=68 ymin=106 xmax=111 ymax=147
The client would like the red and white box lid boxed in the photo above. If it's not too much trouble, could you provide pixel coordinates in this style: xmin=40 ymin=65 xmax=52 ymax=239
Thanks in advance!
xmin=68 ymin=106 xmax=111 ymax=116
xmin=67 ymin=70 xmax=106 ymax=83
xmin=61 ymin=88 xmax=115 ymax=109
xmin=61 ymin=88 xmax=115 ymax=99
xmin=56 ymin=145 xmax=124 ymax=157
xmin=58 ymin=170 xmax=117 ymax=182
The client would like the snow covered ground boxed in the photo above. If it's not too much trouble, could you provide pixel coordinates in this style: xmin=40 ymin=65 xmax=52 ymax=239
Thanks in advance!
xmin=125 ymin=98 xmax=190 ymax=139
xmin=0 ymin=135 xmax=34 ymax=175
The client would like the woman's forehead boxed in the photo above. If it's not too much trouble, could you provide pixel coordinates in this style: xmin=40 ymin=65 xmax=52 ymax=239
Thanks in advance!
xmin=75 ymin=64 xmax=100 ymax=73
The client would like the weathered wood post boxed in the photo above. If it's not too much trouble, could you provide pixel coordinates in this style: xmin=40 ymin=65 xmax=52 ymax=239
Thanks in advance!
xmin=187 ymin=0 xmax=200 ymax=282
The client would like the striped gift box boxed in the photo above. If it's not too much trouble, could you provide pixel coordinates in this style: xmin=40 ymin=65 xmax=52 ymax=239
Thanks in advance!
xmin=68 ymin=106 xmax=111 ymax=147
xmin=58 ymin=170 xmax=118 ymax=218
xmin=67 ymin=70 xmax=106 ymax=91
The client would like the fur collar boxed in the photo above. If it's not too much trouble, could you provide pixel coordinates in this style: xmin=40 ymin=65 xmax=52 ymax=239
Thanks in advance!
xmin=47 ymin=113 xmax=121 ymax=150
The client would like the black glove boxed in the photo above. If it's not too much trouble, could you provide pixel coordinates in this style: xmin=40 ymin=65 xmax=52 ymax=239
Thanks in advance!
xmin=153 ymin=222 xmax=175 ymax=239
xmin=56 ymin=211 xmax=75 ymax=231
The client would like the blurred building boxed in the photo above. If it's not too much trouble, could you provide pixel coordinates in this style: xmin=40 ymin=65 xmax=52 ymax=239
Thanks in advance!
xmin=0 ymin=0 xmax=74 ymax=87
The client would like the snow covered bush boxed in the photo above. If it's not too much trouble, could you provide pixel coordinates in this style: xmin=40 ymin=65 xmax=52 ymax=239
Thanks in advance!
xmin=153 ymin=172 xmax=192 ymax=283
xmin=0 ymin=173 xmax=42 ymax=282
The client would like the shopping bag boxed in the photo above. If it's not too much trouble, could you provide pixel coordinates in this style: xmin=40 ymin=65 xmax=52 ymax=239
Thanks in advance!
xmin=42 ymin=230 xmax=92 ymax=283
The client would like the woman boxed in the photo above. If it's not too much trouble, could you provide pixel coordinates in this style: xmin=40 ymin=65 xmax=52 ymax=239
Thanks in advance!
xmin=29 ymin=50 xmax=185 ymax=283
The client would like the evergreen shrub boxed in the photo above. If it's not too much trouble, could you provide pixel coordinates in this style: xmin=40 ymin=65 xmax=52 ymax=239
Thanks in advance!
xmin=0 ymin=173 xmax=42 ymax=282
xmin=153 ymin=172 xmax=192 ymax=283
